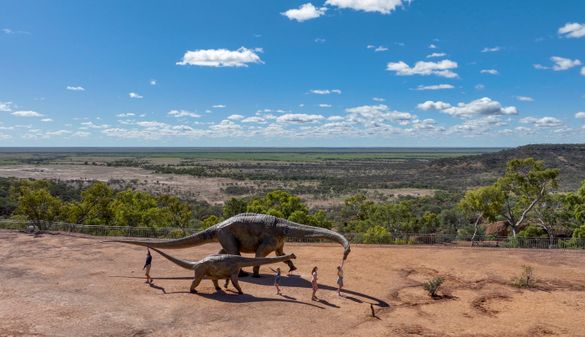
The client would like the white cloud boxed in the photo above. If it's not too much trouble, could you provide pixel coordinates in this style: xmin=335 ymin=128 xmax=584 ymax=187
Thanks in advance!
xmin=367 ymin=45 xmax=388 ymax=52
xmin=276 ymin=113 xmax=325 ymax=124
xmin=520 ymin=116 xmax=562 ymax=128
xmin=168 ymin=110 xmax=201 ymax=118
xmin=241 ymin=116 xmax=267 ymax=124
xmin=551 ymin=56 xmax=581 ymax=71
xmin=66 ymin=86 xmax=85 ymax=91
xmin=346 ymin=104 xmax=415 ymax=124
xmin=558 ymin=22 xmax=585 ymax=39
xmin=314 ymin=38 xmax=327 ymax=43
xmin=46 ymin=130 xmax=71 ymax=136
xmin=417 ymin=101 xmax=452 ymax=111
xmin=11 ymin=110 xmax=43 ymax=117
xmin=310 ymin=89 xmax=342 ymax=95
xmin=475 ymin=84 xmax=485 ymax=90
xmin=582 ymin=67 xmax=585 ymax=76
xmin=227 ymin=114 xmax=245 ymax=121
xmin=426 ymin=52 xmax=446 ymax=58
xmin=372 ymin=97 xmax=385 ymax=102
xmin=72 ymin=131 xmax=91 ymax=137
xmin=415 ymin=84 xmax=454 ymax=91
xmin=386 ymin=59 xmax=458 ymax=78
xmin=282 ymin=3 xmax=326 ymax=22
xmin=2 ymin=28 xmax=30 ymax=35
xmin=418 ymin=97 xmax=518 ymax=118
xmin=428 ymin=44 xmax=437 ymax=49
xmin=575 ymin=112 xmax=585 ymax=119
xmin=0 ymin=101 xmax=13 ymax=112
xmin=212 ymin=104 xmax=226 ymax=108
xmin=515 ymin=96 xmax=534 ymax=102
xmin=136 ymin=121 xmax=169 ymax=128
xmin=129 ymin=92 xmax=143 ymax=99
xmin=40 ymin=118 xmax=53 ymax=122
xmin=80 ymin=121 xmax=110 ymax=129
xmin=116 ymin=113 xmax=136 ymax=117
xmin=149 ymin=79 xmax=157 ymax=86
xmin=177 ymin=47 xmax=263 ymax=67
xmin=319 ymin=104 xmax=332 ymax=108
xmin=535 ymin=56 xmax=582 ymax=71
xmin=480 ymin=69 xmax=499 ymax=75
xmin=325 ymin=0 xmax=407 ymax=14
xmin=481 ymin=47 xmax=501 ymax=53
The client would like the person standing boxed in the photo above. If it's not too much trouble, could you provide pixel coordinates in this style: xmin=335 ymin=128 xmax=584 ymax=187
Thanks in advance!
xmin=311 ymin=266 xmax=319 ymax=301
xmin=336 ymin=263 xmax=344 ymax=296
xmin=143 ymin=248 xmax=153 ymax=284
xmin=270 ymin=267 xmax=282 ymax=295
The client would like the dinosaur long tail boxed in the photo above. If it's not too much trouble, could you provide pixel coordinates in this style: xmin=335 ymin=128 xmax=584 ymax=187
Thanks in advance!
xmin=236 ymin=254 xmax=296 ymax=268
xmin=149 ymin=247 xmax=197 ymax=270
xmin=103 ymin=227 xmax=217 ymax=249
xmin=280 ymin=219 xmax=351 ymax=260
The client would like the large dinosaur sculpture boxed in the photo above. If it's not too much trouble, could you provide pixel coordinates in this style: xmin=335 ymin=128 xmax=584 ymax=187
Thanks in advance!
xmin=109 ymin=213 xmax=350 ymax=276
xmin=149 ymin=247 xmax=296 ymax=294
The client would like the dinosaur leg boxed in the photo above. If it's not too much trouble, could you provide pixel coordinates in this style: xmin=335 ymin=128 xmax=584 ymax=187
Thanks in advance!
xmin=276 ymin=245 xmax=297 ymax=272
xmin=252 ymin=241 xmax=276 ymax=277
xmin=190 ymin=273 xmax=203 ymax=294
xmin=218 ymin=232 xmax=249 ymax=277
xmin=212 ymin=279 xmax=222 ymax=292
xmin=230 ymin=273 xmax=244 ymax=295
xmin=224 ymin=278 xmax=230 ymax=288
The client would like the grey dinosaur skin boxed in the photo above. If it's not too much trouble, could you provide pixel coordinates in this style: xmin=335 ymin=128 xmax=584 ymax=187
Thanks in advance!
xmin=150 ymin=247 xmax=296 ymax=294
xmin=109 ymin=213 xmax=350 ymax=276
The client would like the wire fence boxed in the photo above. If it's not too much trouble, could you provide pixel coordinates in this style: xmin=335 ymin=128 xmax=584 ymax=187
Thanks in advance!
xmin=1 ymin=219 xmax=584 ymax=250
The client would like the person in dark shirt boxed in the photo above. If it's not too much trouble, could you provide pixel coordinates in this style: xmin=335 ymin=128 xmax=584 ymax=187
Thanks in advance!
xmin=143 ymin=249 xmax=153 ymax=284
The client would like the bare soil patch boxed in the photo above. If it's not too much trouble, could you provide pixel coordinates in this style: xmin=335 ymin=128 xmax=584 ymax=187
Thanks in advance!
xmin=1 ymin=232 xmax=585 ymax=337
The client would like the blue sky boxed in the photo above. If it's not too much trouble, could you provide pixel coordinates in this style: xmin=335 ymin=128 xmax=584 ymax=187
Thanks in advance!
xmin=1 ymin=0 xmax=584 ymax=147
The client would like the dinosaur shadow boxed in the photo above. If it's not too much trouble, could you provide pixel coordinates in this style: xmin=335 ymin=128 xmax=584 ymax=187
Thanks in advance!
xmin=109 ymin=274 xmax=387 ymax=308
xmin=239 ymin=274 xmax=389 ymax=308
xmin=165 ymin=289 xmax=325 ymax=309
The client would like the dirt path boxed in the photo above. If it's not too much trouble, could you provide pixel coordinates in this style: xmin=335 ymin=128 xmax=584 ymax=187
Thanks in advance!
xmin=1 ymin=232 xmax=584 ymax=337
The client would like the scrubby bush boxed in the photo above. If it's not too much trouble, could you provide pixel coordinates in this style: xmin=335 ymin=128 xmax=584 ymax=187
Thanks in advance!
xmin=362 ymin=225 xmax=392 ymax=244
xmin=423 ymin=277 xmax=444 ymax=297
xmin=511 ymin=265 xmax=536 ymax=288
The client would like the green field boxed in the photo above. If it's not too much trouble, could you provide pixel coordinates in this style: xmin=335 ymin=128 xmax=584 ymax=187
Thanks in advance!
xmin=0 ymin=147 xmax=503 ymax=162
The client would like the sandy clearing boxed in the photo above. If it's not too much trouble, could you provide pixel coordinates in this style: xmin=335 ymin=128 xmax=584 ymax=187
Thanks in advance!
xmin=1 ymin=232 xmax=585 ymax=337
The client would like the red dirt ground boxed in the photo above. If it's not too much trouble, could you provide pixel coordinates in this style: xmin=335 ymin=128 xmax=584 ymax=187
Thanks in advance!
xmin=1 ymin=231 xmax=584 ymax=337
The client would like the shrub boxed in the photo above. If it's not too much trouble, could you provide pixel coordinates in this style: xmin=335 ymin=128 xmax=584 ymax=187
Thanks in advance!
xmin=362 ymin=225 xmax=392 ymax=244
xmin=423 ymin=277 xmax=444 ymax=297
xmin=511 ymin=265 xmax=536 ymax=288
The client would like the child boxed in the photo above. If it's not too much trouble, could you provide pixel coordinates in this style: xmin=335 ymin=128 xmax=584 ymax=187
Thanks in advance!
xmin=336 ymin=264 xmax=344 ymax=296
xmin=143 ymin=248 xmax=153 ymax=284
xmin=270 ymin=267 xmax=282 ymax=295
xmin=311 ymin=266 xmax=319 ymax=301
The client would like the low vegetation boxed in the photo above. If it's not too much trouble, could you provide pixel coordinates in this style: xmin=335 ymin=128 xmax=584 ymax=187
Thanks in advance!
xmin=1 ymin=150 xmax=585 ymax=245
xmin=423 ymin=277 xmax=445 ymax=298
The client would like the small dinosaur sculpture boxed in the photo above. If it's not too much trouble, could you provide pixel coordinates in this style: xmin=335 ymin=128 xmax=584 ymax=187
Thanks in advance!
xmin=149 ymin=247 xmax=296 ymax=294
xmin=109 ymin=213 xmax=350 ymax=277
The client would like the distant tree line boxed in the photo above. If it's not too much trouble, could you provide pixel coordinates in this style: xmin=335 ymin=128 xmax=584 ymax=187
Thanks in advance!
xmin=1 ymin=157 xmax=585 ymax=245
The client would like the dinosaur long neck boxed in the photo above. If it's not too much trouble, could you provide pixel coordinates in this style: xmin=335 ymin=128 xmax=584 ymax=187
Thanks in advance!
xmin=105 ymin=227 xmax=217 ymax=249
xmin=278 ymin=219 xmax=351 ymax=260
xmin=236 ymin=254 xmax=295 ymax=268
xmin=149 ymin=247 xmax=197 ymax=270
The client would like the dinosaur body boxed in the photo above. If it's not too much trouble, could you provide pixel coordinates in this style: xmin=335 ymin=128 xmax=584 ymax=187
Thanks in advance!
xmin=110 ymin=213 xmax=350 ymax=276
xmin=150 ymin=247 xmax=296 ymax=294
